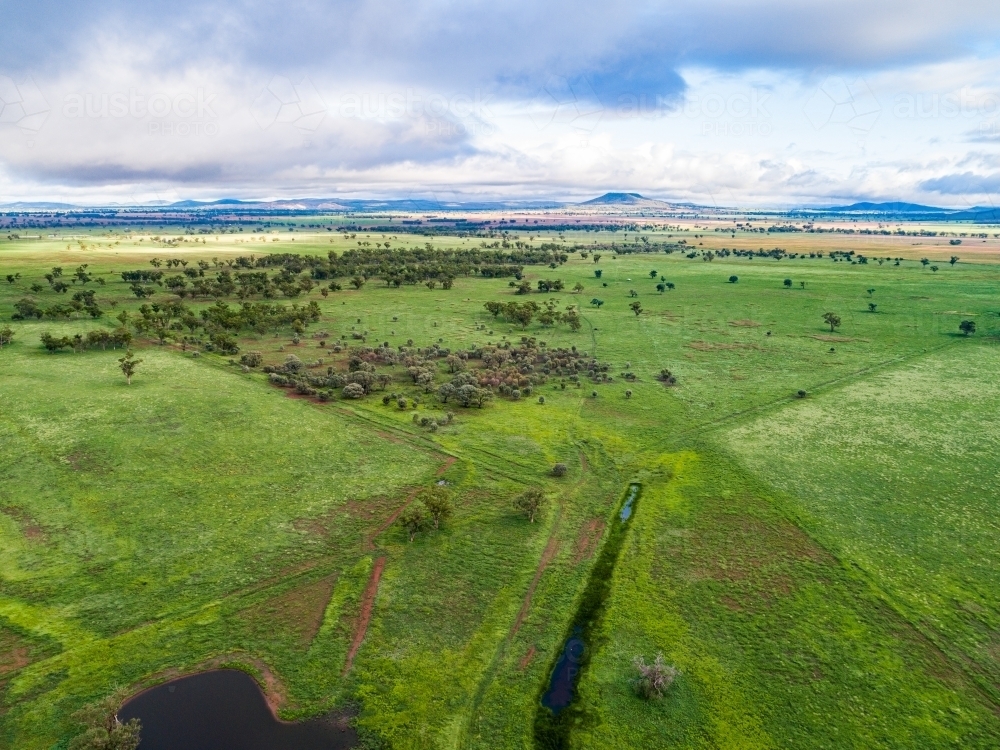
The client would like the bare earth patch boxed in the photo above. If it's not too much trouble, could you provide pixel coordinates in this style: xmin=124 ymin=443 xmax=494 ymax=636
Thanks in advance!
xmin=0 ymin=506 xmax=46 ymax=542
xmin=572 ymin=519 xmax=606 ymax=564
xmin=0 ymin=647 xmax=30 ymax=676
xmin=240 ymin=573 xmax=339 ymax=648
xmin=343 ymin=557 xmax=386 ymax=675
xmin=518 ymin=645 xmax=537 ymax=671
xmin=729 ymin=319 xmax=761 ymax=327
xmin=510 ymin=531 xmax=561 ymax=638
xmin=687 ymin=340 xmax=760 ymax=352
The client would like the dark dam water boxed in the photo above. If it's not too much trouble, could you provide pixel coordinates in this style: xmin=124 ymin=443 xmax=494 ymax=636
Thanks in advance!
xmin=536 ymin=483 xmax=642 ymax=749
xmin=119 ymin=669 xmax=358 ymax=750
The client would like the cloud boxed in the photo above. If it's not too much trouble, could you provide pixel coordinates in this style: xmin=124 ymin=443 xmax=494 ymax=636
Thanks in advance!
xmin=919 ymin=171 xmax=1000 ymax=194
xmin=5 ymin=1 xmax=1000 ymax=85
xmin=2 ymin=1 xmax=1000 ymax=203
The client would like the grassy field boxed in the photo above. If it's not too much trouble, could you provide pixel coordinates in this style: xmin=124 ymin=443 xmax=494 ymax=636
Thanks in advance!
xmin=1 ymin=223 xmax=999 ymax=748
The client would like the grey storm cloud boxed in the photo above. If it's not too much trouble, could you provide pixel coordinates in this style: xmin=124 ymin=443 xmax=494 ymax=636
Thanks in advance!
xmin=919 ymin=172 xmax=1000 ymax=195
xmin=4 ymin=1 xmax=1000 ymax=97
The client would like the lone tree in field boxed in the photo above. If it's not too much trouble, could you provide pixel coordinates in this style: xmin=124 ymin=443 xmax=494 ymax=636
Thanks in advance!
xmin=419 ymin=487 xmax=453 ymax=529
xmin=67 ymin=689 xmax=141 ymax=750
xmin=514 ymin=488 xmax=545 ymax=523
xmin=399 ymin=505 xmax=428 ymax=541
xmin=867 ymin=287 xmax=876 ymax=296
xmin=629 ymin=301 xmax=642 ymax=316
xmin=868 ymin=303 xmax=877 ymax=313
xmin=0 ymin=326 xmax=13 ymax=350
xmin=728 ymin=275 xmax=739 ymax=283
xmin=632 ymin=654 xmax=678 ymax=700
xmin=783 ymin=278 xmax=792 ymax=288
xmin=822 ymin=312 xmax=841 ymax=333
xmin=118 ymin=350 xmax=143 ymax=385
xmin=959 ymin=320 xmax=976 ymax=336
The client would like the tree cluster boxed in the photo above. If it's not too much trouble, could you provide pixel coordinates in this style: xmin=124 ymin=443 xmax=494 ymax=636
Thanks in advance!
xmin=40 ymin=328 xmax=133 ymax=353
xmin=483 ymin=300 xmax=581 ymax=331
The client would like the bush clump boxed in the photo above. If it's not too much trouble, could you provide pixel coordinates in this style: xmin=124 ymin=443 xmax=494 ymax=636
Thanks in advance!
xmin=632 ymin=653 xmax=678 ymax=699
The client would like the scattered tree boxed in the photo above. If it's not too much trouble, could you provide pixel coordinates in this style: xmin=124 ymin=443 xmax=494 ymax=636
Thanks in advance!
xmin=419 ymin=487 xmax=453 ymax=529
xmin=551 ymin=463 xmax=567 ymax=477
xmin=399 ymin=505 xmax=428 ymax=541
xmin=783 ymin=278 xmax=792 ymax=288
xmin=822 ymin=312 xmax=841 ymax=333
xmin=959 ymin=320 xmax=976 ymax=336
xmin=514 ymin=487 xmax=545 ymax=523
xmin=629 ymin=301 xmax=642 ymax=316
xmin=118 ymin=350 xmax=143 ymax=385
xmin=594 ymin=269 xmax=603 ymax=278
xmin=0 ymin=326 xmax=13 ymax=350
xmin=867 ymin=303 xmax=877 ymax=313
xmin=67 ymin=689 xmax=141 ymax=750
xmin=728 ymin=275 xmax=739 ymax=283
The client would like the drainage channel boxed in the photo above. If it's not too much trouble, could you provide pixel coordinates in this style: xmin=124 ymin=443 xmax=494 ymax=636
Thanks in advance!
xmin=534 ymin=483 xmax=641 ymax=749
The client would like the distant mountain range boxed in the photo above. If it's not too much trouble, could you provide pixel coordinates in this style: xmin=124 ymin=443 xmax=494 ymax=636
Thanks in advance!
xmin=2 ymin=195 xmax=997 ymax=222
xmin=793 ymin=201 xmax=1000 ymax=222
xmin=160 ymin=197 xmax=566 ymax=212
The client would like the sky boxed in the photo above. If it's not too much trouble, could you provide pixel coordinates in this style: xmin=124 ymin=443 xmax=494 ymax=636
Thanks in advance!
xmin=0 ymin=0 xmax=999 ymax=207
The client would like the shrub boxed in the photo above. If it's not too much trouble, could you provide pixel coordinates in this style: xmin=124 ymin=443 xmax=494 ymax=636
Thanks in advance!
xmin=240 ymin=351 xmax=263 ymax=368
xmin=551 ymin=463 xmax=567 ymax=477
xmin=343 ymin=382 xmax=365 ymax=399
xmin=657 ymin=369 xmax=677 ymax=386
xmin=632 ymin=654 xmax=678 ymax=699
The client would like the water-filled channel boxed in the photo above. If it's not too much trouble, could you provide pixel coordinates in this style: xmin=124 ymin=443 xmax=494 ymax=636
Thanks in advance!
xmin=535 ymin=484 xmax=641 ymax=748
